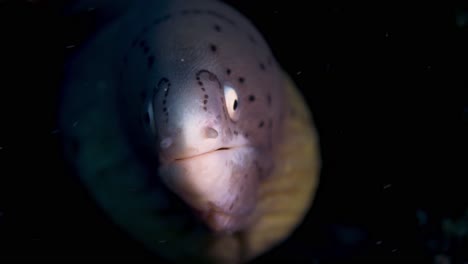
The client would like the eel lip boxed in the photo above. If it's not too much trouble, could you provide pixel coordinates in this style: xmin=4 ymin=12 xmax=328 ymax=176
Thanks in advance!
xmin=172 ymin=147 xmax=237 ymax=163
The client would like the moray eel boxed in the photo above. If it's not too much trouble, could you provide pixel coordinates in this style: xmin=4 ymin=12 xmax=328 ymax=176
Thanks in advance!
xmin=59 ymin=0 xmax=321 ymax=263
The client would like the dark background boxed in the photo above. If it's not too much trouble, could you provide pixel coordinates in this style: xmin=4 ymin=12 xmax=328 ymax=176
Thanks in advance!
xmin=0 ymin=0 xmax=463 ymax=263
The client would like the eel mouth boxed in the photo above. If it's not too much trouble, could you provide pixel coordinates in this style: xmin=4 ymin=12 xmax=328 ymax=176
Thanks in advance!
xmin=172 ymin=147 xmax=238 ymax=163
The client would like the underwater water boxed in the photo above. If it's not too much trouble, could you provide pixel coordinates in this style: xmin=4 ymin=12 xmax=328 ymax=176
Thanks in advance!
xmin=0 ymin=0 xmax=464 ymax=263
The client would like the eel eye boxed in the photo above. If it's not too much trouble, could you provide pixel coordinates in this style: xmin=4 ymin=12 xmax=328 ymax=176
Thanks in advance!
xmin=224 ymin=85 xmax=239 ymax=121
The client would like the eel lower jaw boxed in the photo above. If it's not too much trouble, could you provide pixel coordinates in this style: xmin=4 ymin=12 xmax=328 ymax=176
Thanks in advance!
xmin=193 ymin=202 xmax=247 ymax=234
xmin=158 ymin=145 xmax=256 ymax=233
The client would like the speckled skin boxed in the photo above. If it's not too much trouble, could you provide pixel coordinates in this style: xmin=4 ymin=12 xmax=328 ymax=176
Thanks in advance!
xmin=59 ymin=0 xmax=320 ymax=263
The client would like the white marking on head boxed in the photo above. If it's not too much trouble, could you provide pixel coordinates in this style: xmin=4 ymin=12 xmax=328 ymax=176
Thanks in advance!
xmin=160 ymin=137 xmax=173 ymax=149
xmin=147 ymin=99 xmax=156 ymax=135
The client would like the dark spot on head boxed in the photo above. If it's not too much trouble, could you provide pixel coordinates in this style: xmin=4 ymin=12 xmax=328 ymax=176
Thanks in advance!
xmin=248 ymin=95 xmax=255 ymax=102
xmin=234 ymin=130 xmax=238 ymax=135
xmin=147 ymin=56 xmax=155 ymax=69
xmin=226 ymin=68 xmax=231 ymax=75
xmin=144 ymin=112 xmax=150 ymax=124
xmin=159 ymin=78 xmax=169 ymax=86
xmin=203 ymin=107 xmax=207 ymax=111
xmin=139 ymin=40 xmax=145 ymax=47
xmin=204 ymin=94 xmax=209 ymax=99
xmin=258 ymin=121 xmax=264 ymax=128
xmin=260 ymin=63 xmax=265 ymax=70
xmin=210 ymin=44 xmax=217 ymax=52
xmin=181 ymin=10 xmax=189 ymax=15
xmin=214 ymin=24 xmax=221 ymax=32
xmin=163 ymin=107 xmax=167 ymax=112
xmin=198 ymin=81 xmax=203 ymax=86
xmin=196 ymin=76 xmax=200 ymax=81
xmin=201 ymin=87 xmax=206 ymax=91
xmin=203 ymin=100 xmax=207 ymax=104
xmin=229 ymin=203 xmax=234 ymax=211
xmin=163 ymin=99 xmax=166 ymax=105
xmin=238 ymin=77 xmax=245 ymax=84
xmin=143 ymin=46 xmax=149 ymax=54
xmin=244 ymin=133 xmax=249 ymax=138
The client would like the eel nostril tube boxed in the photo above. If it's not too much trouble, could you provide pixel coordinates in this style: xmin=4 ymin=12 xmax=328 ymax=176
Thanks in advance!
xmin=204 ymin=127 xmax=218 ymax=139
